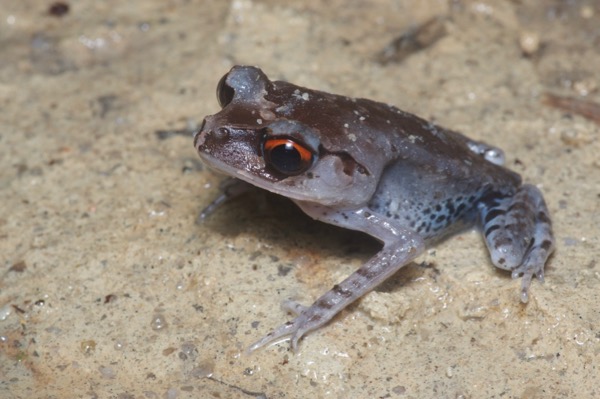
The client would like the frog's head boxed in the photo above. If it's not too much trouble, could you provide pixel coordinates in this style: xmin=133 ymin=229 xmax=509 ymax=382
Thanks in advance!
xmin=194 ymin=66 xmax=378 ymax=208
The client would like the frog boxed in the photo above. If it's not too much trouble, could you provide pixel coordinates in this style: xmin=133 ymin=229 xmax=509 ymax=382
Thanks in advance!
xmin=194 ymin=65 xmax=554 ymax=352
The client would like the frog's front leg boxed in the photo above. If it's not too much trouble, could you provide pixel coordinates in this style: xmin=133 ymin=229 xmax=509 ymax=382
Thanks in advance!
xmin=479 ymin=184 xmax=554 ymax=302
xmin=248 ymin=205 xmax=425 ymax=352
xmin=197 ymin=178 xmax=253 ymax=222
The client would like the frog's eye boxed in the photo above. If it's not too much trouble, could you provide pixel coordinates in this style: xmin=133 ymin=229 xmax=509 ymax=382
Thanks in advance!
xmin=263 ymin=137 xmax=315 ymax=176
xmin=216 ymin=73 xmax=234 ymax=108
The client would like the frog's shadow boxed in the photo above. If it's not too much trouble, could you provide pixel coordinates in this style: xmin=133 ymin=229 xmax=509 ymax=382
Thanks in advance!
xmin=201 ymin=189 xmax=548 ymax=303
xmin=201 ymin=189 xmax=424 ymax=292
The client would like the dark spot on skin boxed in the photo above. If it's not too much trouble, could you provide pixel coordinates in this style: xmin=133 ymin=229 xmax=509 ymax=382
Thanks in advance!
xmin=484 ymin=209 xmax=506 ymax=225
xmin=333 ymin=284 xmax=353 ymax=298
xmin=541 ymin=240 xmax=553 ymax=251
xmin=498 ymin=258 xmax=506 ymax=265
xmin=445 ymin=201 xmax=455 ymax=215
xmin=435 ymin=205 xmax=442 ymax=212
xmin=494 ymin=237 xmax=514 ymax=247
xmin=537 ymin=211 xmax=551 ymax=224
xmin=315 ymin=299 xmax=333 ymax=310
xmin=356 ymin=267 xmax=378 ymax=280
xmin=525 ymin=237 xmax=535 ymax=251
xmin=485 ymin=225 xmax=501 ymax=237
xmin=435 ymin=215 xmax=446 ymax=223
xmin=423 ymin=208 xmax=431 ymax=215
xmin=454 ymin=203 xmax=466 ymax=217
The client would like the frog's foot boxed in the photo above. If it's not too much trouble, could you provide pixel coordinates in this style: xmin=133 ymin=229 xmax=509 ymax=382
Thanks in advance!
xmin=248 ymin=225 xmax=425 ymax=352
xmin=247 ymin=300 xmax=322 ymax=353
xmin=479 ymin=184 xmax=554 ymax=303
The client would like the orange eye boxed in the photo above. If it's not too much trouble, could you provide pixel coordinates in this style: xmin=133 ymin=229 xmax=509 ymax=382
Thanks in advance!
xmin=263 ymin=137 xmax=315 ymax=175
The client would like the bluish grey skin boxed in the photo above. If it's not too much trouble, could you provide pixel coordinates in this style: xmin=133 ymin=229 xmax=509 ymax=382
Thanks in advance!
xmin=194 ymin=66 xmax=554 ymax=352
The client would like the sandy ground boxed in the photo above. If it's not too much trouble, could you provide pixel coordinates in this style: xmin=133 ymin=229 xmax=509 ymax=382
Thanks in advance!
xmin=1 ymin=1 xmax=599 ymax=398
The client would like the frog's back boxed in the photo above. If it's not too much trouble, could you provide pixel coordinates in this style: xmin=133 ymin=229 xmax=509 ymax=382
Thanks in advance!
xmin=268 ymin=80 xmax=518 ymax=188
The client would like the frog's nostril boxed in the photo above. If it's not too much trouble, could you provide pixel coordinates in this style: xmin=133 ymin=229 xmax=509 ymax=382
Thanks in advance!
xmin=214 ymin=127 xmax=230 ymax=140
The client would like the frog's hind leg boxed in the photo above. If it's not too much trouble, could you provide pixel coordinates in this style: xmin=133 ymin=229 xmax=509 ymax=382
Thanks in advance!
xmin=479 ymin=184 xmax=554 ymax=303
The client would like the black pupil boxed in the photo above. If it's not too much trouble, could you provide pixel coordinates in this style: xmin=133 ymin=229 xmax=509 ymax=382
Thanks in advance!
xmin=270 ymin=142 xmax=303 ymax=173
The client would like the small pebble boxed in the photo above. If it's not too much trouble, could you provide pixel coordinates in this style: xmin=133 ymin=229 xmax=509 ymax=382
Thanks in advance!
xmin=519 ymin=31 xmax=540 ymax=56
xmin=0 ymin=304 xmax=12 ymax=321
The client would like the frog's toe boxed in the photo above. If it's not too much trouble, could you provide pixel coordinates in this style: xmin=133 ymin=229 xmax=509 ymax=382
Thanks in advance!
xmin=247 ymin=320 xmax=298 ymax=353
xmin=511 ymin=259 xmax=545 ymax=303
xmin=247 ymin=301 xmax=310 ymax=352
xmin=247 ymin=311 xmax=313 ymax=353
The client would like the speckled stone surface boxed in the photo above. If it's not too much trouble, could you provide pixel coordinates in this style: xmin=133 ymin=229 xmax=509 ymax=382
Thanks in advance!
xmin=1 ymin=1 xmax=599 ymax=398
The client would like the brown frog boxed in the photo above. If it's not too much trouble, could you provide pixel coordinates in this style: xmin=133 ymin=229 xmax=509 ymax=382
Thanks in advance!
xmin=194 ymin=66 xmax=554 ymax=352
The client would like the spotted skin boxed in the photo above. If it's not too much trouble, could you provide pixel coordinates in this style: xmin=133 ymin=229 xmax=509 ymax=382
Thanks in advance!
xmin=479 ymin=184 xmax=554 ymax=302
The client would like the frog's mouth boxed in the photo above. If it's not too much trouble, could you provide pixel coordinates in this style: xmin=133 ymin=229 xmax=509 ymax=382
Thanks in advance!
xmin=197 ymin=149 xmax=330 ymax=204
